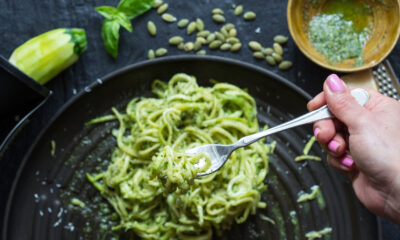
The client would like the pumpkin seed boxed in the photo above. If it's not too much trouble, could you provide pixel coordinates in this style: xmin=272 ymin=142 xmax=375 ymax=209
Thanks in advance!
xmin=155 ymin=48 xmax=167 ymax=57
xmin=273 ymin=43 xmax=283 ymax=55
xmin=229 ymin=29 xmax=237 ymax=37
xmin=177 ymin=19 xmax=189 ymax=28
xmin=215 ymin=32 xmax=225 ymax=41
xmin=177 ymin=42 xmax=184 ymax=50
xmin=234 ymin=5 xmax=243 ymax=16
xmin=147 ymin=49 xmax=155 ymax=59
xmin=253 ymin=51 xmax=265 ymax=59
xmin=157 ymin=3 xmax=168 ymax=14
xmin=196 ymin=18 xmax=205 ymax=31
xmin=197 ymin=30 xmax=210 ymax=38
xmin=193 ymin=41 xmax=202 ymax=51
xmin=221 ymin=28 xmax=229 ymax=37
xmin=272 ymin=52 xmax=282 ymax=62
xmin=183 ymin=42 xmax=194 ymax=51
xmin=249 ymin=41 xmax=262 ymax=51
xmin=212 ymin=8 xmax=224 ymax=15
xmin=207 ymin=34 xmax=216 ymax=43
xmin=187 ymin=22 xmax=197 ymax=35
xmin=153 ymin=0 xmax=163 ymax=8
xmin=226 ymin=37 xmax=239 ymax=44
xmin=147 ymin=21 xmax=157 ymax=36
xmin=266 ymin=56 xmax=276 ymax=66
xmin=209 ymin=40 xmax=222 ymax=49
xmin=197 ymin=50 xmax=206 ymax=55
xmin=279 ymin=61 xmax=293 ymax=70
xmin=213 ymin=14 xmax=226 ymax=23
xmin=231 ymin=42 xmax=242 ymax=52
xmin=162 ymin=13 xmax=176 ymax=23
xmin=263 ymin=48 xmax=274 ymax=55
xmin=169 ymin=36 xmax=184 ymax=45
xmin=196 ymin=37 xmax=207 ymax=45
xmin=220 ymin=43 xmax=232 ymax=51
xmin=274 ymin=35 xmax=288 ymax=44
xmin=223 ymin=23 xmax=235 ymax=31
xmin=243 ymin=11 xmax=256 ymax=21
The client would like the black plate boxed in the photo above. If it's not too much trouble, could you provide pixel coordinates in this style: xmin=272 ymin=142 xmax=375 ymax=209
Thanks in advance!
xmin=2 ymin=56 xmax=380 ymax=240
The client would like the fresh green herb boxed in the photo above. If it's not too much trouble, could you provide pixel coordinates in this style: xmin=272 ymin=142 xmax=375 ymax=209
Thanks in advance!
xmin=96 ymin=6 xmax=133 ymax=32
xmin=101 ymin=19 xmax=121 ymax=58
xmin=117 ymin=0 xmax=155 ymax=18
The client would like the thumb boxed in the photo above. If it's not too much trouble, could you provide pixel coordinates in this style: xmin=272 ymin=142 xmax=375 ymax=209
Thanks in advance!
xmin=323 ymin=74 xmax=368 ymax=129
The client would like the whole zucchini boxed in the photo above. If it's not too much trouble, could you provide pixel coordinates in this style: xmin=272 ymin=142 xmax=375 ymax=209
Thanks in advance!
xmin=9 ymin=28 xmax=87 ymax=85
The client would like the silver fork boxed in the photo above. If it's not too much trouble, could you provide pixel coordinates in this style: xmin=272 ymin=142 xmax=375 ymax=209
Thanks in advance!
xmin=186 ymin=88 xmax=370 ymax=177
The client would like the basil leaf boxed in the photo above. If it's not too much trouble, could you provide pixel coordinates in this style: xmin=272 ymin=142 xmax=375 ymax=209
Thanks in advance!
xmin=101 ymin=19 xmax=120 ymax=58
xmin=117 ymin=0 xmax=155 ymax=19
xmin=96 ymin=6 xmax=132 ymax=32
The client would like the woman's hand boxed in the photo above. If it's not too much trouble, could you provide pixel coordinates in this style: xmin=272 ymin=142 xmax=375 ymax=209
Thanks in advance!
xmin=308 ymin=74 xmax=400 ymax=225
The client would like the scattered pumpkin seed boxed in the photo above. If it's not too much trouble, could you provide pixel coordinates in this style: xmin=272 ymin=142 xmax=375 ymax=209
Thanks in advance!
xmin=169 ymin=36 xmax=184 ymax=45
xmin=227 ymin=37 xmax=239 ymax=44
xmin=229 ymin=29 xmax=237 ymax=37
xmin=221 ymin=28 xmax=229 ymax=37
xmin=193 ymin=41 xmax=202 ymax=51
xmin=263 ymin=48 xmax=274 ymax=55
xmin=253 ymin=51 xmax=265 ymax=59
xmin=177 ymin=19 xmax=189 ymax=28
xmin=197 ymin=30 xmax=210 ymax=38
xmin=231 ymin=42 xmax=242 ymax=52
xmin=197 ymin=50 xmax=206 ymax=55
xmin=266 ymin=56 xmax=276 ymax=66
xmin=209 ymin=40 xmax=222 ymax=49
xmin=147 ymin=21 xmax=157 ymax=36
xmin=215 ymin=32 xmax=225 ymax=41
xmin=147 ymin=49 xmax=155 ymax=59
xmin=153 ymin=0 xmax=163 ymax=8
xmin=243 ymin=11 xmax=256 ymax=21
xmin=157 ymin=3 xmax=168 ymax=14
xmin=207 ymin=34 xmax=216 ymax=43
xmin=162 ymin=13 xmax=176 ymax=23
xmin=235 ymin=5 xmax=243 ymax=16
xmin=213 ymin=14 xmax=226 ymax=23
xmin=223 ymin=23 xmax=235 ymax=31
xmin=274 ymin=35 xmax=288 ymax=44
xmin=155 ymin=48 xmax=167 ymax=57
xmin=177 ymin=42 xmax=184 ymax=50
xmin=196 ymin=18 xmax=205 ymax=31
xmin=272 ymin=52 xmax=282 ymax=62
xmin=196 ymin=37 xmax=207 ymax=44
xmin=273 ymin=43 xmax=283 ymax=55
xmin=187 ymin=22 xmax=197 ymax=35
xmin=279 ymin=61 xmax=293 ymax=70
xmin=220 ymin=43 xmax=232 ymax=51
xmin=249 ymin=41 xmax=262 ymax=51
xmin=212 ymin=8 xmax=224 ymax=15
xmin=183 ymin=42 xmax=194 ymax=51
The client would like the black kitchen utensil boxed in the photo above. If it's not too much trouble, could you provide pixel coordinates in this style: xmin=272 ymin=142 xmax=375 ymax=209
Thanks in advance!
xmin=2 ymin=56 xmax=380 ymax=240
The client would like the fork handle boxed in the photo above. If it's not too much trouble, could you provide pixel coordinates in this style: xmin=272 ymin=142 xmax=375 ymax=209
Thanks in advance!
xmin=237 ymin=88 xmax=369 ymax=147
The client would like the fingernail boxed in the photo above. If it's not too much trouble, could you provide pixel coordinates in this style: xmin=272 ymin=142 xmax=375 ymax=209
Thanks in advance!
xmin=328 ymin=140 xmax=340 ymax=152
xmin=314 ymin=127 xmax=320 ymax=137
xmin=327 ymin=74 xmax=344 ymax=92
xmin=341 ymin=156 xmax=354 ymax=168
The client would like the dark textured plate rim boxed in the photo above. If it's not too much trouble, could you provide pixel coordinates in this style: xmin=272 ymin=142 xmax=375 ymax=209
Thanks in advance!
xmin=2 ymin=55 xmax=382 ymax=239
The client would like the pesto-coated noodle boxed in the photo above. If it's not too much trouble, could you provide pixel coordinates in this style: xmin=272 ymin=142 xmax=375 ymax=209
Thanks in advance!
xmin=87 ymin=73 xmax=272 ymax=239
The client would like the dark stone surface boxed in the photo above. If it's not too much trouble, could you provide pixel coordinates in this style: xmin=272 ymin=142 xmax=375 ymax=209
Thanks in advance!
xmin=0 ymin=0 xmax=399 ymax=239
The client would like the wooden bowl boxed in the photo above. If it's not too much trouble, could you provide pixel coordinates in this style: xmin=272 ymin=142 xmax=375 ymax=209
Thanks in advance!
xmin=287 ymin=0 xmax=400 ymax=72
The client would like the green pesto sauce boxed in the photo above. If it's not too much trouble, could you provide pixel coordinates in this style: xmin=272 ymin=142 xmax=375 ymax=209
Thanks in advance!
xmin=308 ymin=0 xmax=372 ymax=65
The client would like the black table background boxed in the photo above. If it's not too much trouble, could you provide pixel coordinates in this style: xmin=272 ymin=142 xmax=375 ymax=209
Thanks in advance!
xmin=0 ymin=0 xmax=399 ymax=239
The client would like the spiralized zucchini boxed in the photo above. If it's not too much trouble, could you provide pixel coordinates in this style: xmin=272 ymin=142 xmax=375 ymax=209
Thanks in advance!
xmin=87 ymin=73 xmax=271 ymax=239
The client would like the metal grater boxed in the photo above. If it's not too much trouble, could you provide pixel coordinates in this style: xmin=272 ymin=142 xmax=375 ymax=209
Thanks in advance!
xmin=343 ymin=60 xmax=400 ymax=101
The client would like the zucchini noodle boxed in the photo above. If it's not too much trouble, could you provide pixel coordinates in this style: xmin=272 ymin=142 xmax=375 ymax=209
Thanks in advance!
xmin=87 ymin=73 xmax=271 ymax=239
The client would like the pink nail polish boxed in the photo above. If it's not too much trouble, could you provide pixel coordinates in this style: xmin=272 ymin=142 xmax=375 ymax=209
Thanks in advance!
xmin=341 ymin=156 xmax=354 ymax=168
xmin=314 ymin=128 xmax=320 ymax=137
xmin=328 ymin=140 xmax=340 ymax=152
xmin=327 ymin=74 xmax=344 ymax=92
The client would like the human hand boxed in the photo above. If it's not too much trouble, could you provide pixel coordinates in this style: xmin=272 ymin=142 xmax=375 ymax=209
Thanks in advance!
xmin=308 ymin=74 xmax=400 ymax=225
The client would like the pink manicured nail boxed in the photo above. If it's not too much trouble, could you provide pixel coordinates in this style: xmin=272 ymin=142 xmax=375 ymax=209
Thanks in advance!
xmin=341 ymin=156 xmax=354 ymax=168
xmin=328 ymin=140 xmax=340 ymax=152
xmin=314 ymin=127 xmax=320 ymax=137
xmin=327 ymin=74 xmax=344 ymax=92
